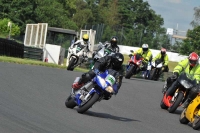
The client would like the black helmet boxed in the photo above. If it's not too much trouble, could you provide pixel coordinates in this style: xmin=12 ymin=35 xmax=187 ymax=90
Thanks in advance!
xmin=112 ymin=53 xmax=124 ymax=67
xmin=110 ymin=36 xmax=118 ymax=47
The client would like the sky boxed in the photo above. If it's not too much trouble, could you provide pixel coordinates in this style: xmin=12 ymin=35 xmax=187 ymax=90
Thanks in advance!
xmin=145 ymin=0 xmax=199 ymax=35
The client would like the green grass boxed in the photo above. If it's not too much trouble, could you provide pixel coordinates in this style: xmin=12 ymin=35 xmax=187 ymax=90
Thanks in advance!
xmin=0 ymin=55 xmax=178 ymax=73
xmin=0 ymin=56 xmax=88 ymax=72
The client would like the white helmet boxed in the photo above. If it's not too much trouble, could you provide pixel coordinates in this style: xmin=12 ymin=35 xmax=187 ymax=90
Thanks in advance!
xmin=142 ymin=44 xmax=149 ymax=52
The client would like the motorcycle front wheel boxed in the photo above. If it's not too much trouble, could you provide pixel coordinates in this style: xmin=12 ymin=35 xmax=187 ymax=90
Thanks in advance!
xmin=168 ymin=92 xmax=184 ymax=113
xmin=67 ymin=58 xmax=76 ymax=71
xmin=125 ymin=65 xmax=135 ymax=79
xmin=149 ymin=68 xmax=156 ymax=80
xmin=192 ymin=116 xmax=200 ymax=130
xmin=179 ymin=108 xmax=189 ymax=124
xmin=77 ymin=93 xmax=99 ymax=114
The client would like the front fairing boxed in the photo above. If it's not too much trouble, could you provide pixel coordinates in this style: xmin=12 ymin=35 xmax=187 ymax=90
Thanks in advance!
xmin=97 ymin=47 xmax=105 ymax=57
xmin=151 ymin=61 xmax=163 ymax=68
xmin=129 ymin=55 xmax=143 ymax=66
xmin=76 ymin=44 xmax=85 ymax=53
xmin=178 ymin=72 xmax=197 ymax=89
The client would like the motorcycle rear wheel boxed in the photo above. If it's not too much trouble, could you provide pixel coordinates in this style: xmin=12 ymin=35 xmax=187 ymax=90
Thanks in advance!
xmin=65 ymin=95 xmax=76 ymax=109
xmin=179 ymin=108 xmax=189 ymax=124
xmin=77 ymin=93 xmax=99 ymax=114
xmin=67 ymin=58 xmax=76 ymax=71
xmin=168 ymin=92 xmax=184 ymax=113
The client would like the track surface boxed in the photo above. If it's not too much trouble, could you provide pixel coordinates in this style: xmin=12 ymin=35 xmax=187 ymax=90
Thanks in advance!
xmin=0 ymin=62 xmax=199 ymax=133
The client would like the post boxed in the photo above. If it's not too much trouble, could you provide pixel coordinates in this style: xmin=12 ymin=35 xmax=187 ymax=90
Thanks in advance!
xmin=8 ymin=22 xmax=12 ymax=40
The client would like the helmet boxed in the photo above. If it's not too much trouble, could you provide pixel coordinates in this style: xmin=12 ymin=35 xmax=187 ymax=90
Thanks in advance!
xmin=112 ymin=53 xmax=124 ymax=67
xmin=142 ymin=44 xmax=149 ymax=52
xmin=82 ymin=34 xmax=89 ymax=42
xmin=161 ymin=48 xmax=166 ymax=55
xmin=188 ymin=52 xmax=199 ymax=67
xmin=110 ymin=36 xmax=118 ymax=47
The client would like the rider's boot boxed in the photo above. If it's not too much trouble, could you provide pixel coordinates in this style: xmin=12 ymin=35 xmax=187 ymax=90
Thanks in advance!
xmin=162 ymin=81 xmax=169 ymax=93
xmin=72 ymin=77 xmax=84 ymax=90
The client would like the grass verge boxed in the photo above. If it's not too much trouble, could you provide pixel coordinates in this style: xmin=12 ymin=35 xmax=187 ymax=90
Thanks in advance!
xmin=0 ymin=55 xmax=177 ymax=72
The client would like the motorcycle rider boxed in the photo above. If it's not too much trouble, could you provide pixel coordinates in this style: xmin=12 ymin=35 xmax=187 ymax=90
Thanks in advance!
xmin=70 ymin=34 xmax=91 ymax=53
xmin=93 ymin=36 xmax=120 ymax=59
xmin=152 ymin=48 xmax=169 ymax=74
xmin=104 ymin=36 xmax=120 ymax=53
xmin=162 ymin=52 xmax=200 ymax=108
xmin=72 ymin=53 xmax=124 ymax=100
xmin=130 ymin=44 xmax=152 ymax=71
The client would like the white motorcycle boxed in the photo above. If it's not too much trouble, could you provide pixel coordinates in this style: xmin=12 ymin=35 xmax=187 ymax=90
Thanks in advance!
xmin=149 ymin=59 xmax=163 ymax=80
xmin=91 ymin=42 xmax=115 ymax=69
xmin=67 ymin=43 xmax=89 ymax=71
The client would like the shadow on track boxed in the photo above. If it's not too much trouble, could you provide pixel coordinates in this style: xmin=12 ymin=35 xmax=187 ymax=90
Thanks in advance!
xmin=84 ymin=111 xmax=140 ymax=122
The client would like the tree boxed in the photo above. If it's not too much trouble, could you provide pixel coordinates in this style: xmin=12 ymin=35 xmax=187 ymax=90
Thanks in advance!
xmin=179 ymin=26 xmax=200 ymax=55
xmin=72 ymin=0 xmax=94 ymax=29
xmin=0 ymin=18 xmax=20 ymax=36
xmin=191 ymin=6 xmax=200 ymax=28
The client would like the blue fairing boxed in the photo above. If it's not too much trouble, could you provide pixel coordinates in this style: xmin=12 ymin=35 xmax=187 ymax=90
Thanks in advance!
xmin=93 ymin=70 xmax=109 ymax=89
xmin=74 ymin=70 xmax=117 ymax=106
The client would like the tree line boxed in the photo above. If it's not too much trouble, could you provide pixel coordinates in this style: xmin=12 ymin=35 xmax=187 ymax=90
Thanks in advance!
xmin=0 ymin=0 xmax=199 ymax=55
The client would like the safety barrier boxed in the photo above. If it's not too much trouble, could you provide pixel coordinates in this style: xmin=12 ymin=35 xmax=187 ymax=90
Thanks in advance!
xmin=0 ymin=38 xmax=24 ymax=58
xmin=0 ymin=38 xmax=43 ymax=61
xmin=24 ymin=46 xmax=43 ymax=61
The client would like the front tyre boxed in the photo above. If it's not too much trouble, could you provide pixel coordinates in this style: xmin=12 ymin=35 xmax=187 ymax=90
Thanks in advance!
xmin=192 ymin=117 xmax=200 ymax=130
xmin=149 ymin=68 xmax=156 ymax=80
xmin=67 ymin=58 xmax=76 ymax=71
xmin=168 ymin=92 xmax=184 ymax=113
xmin=65 ymin=95 xmax=76 ymax=109
xmin=125 ymin=65 xmax=134 ymax=79
xmin=179 ymin=108 xmax=189 ymax=124
xmin=77 ymin=93 xmax=99 ymax=114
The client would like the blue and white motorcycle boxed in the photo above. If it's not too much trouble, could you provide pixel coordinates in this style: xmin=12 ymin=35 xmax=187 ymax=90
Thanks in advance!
xmin=143 ymin=61 xmax=152 ymax=79
xmin=65 ymin=70 xmax=117 ymax=114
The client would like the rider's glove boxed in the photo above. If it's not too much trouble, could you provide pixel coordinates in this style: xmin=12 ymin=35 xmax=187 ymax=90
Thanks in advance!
xmin=171 ymin=72 xmax=179 ymax=80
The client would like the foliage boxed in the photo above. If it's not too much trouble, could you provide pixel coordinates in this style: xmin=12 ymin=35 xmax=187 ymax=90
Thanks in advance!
xmin=191 ymin=6 xmax=200 ymax=28
xmin=0 ymin=0 xmax=177 ymax=50
xmin=179 ymin=26 xmax=200 ymax=55
xmin=0 ymin=18 xmax=20 ymax=36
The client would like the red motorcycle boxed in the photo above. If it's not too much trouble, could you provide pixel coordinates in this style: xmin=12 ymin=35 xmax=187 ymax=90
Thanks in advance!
xmin=125 ymin=51 xmax=144 ymax=79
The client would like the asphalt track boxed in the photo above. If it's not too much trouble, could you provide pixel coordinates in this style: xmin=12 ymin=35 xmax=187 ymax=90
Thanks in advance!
xmin=0 ymin=62 xmax=199 ymax=133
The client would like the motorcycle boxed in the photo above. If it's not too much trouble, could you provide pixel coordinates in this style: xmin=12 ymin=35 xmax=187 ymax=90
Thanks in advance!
xmin=65 ymin=69 xmax=117 ymax=114
xmin=179 ymin=94 xmax=200 ymax=130
xmin=160 ymin=72 xmax=197 ymax=113
xmin=125 ymin=50 xmax=144 ymax=79
xmin=143 ymin=61 xmax=152 ymax=79
xmin=90 ymin=42 xmax=115 ymax=69
xmin=149 ymin=59 xmax=163 ymax=80
xmin=67 ymin=43 xmax=89 ymax=71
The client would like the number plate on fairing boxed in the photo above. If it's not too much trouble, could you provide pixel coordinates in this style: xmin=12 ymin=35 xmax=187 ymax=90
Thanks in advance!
xmin=105 ymin=74 xmax=116 ymax=86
